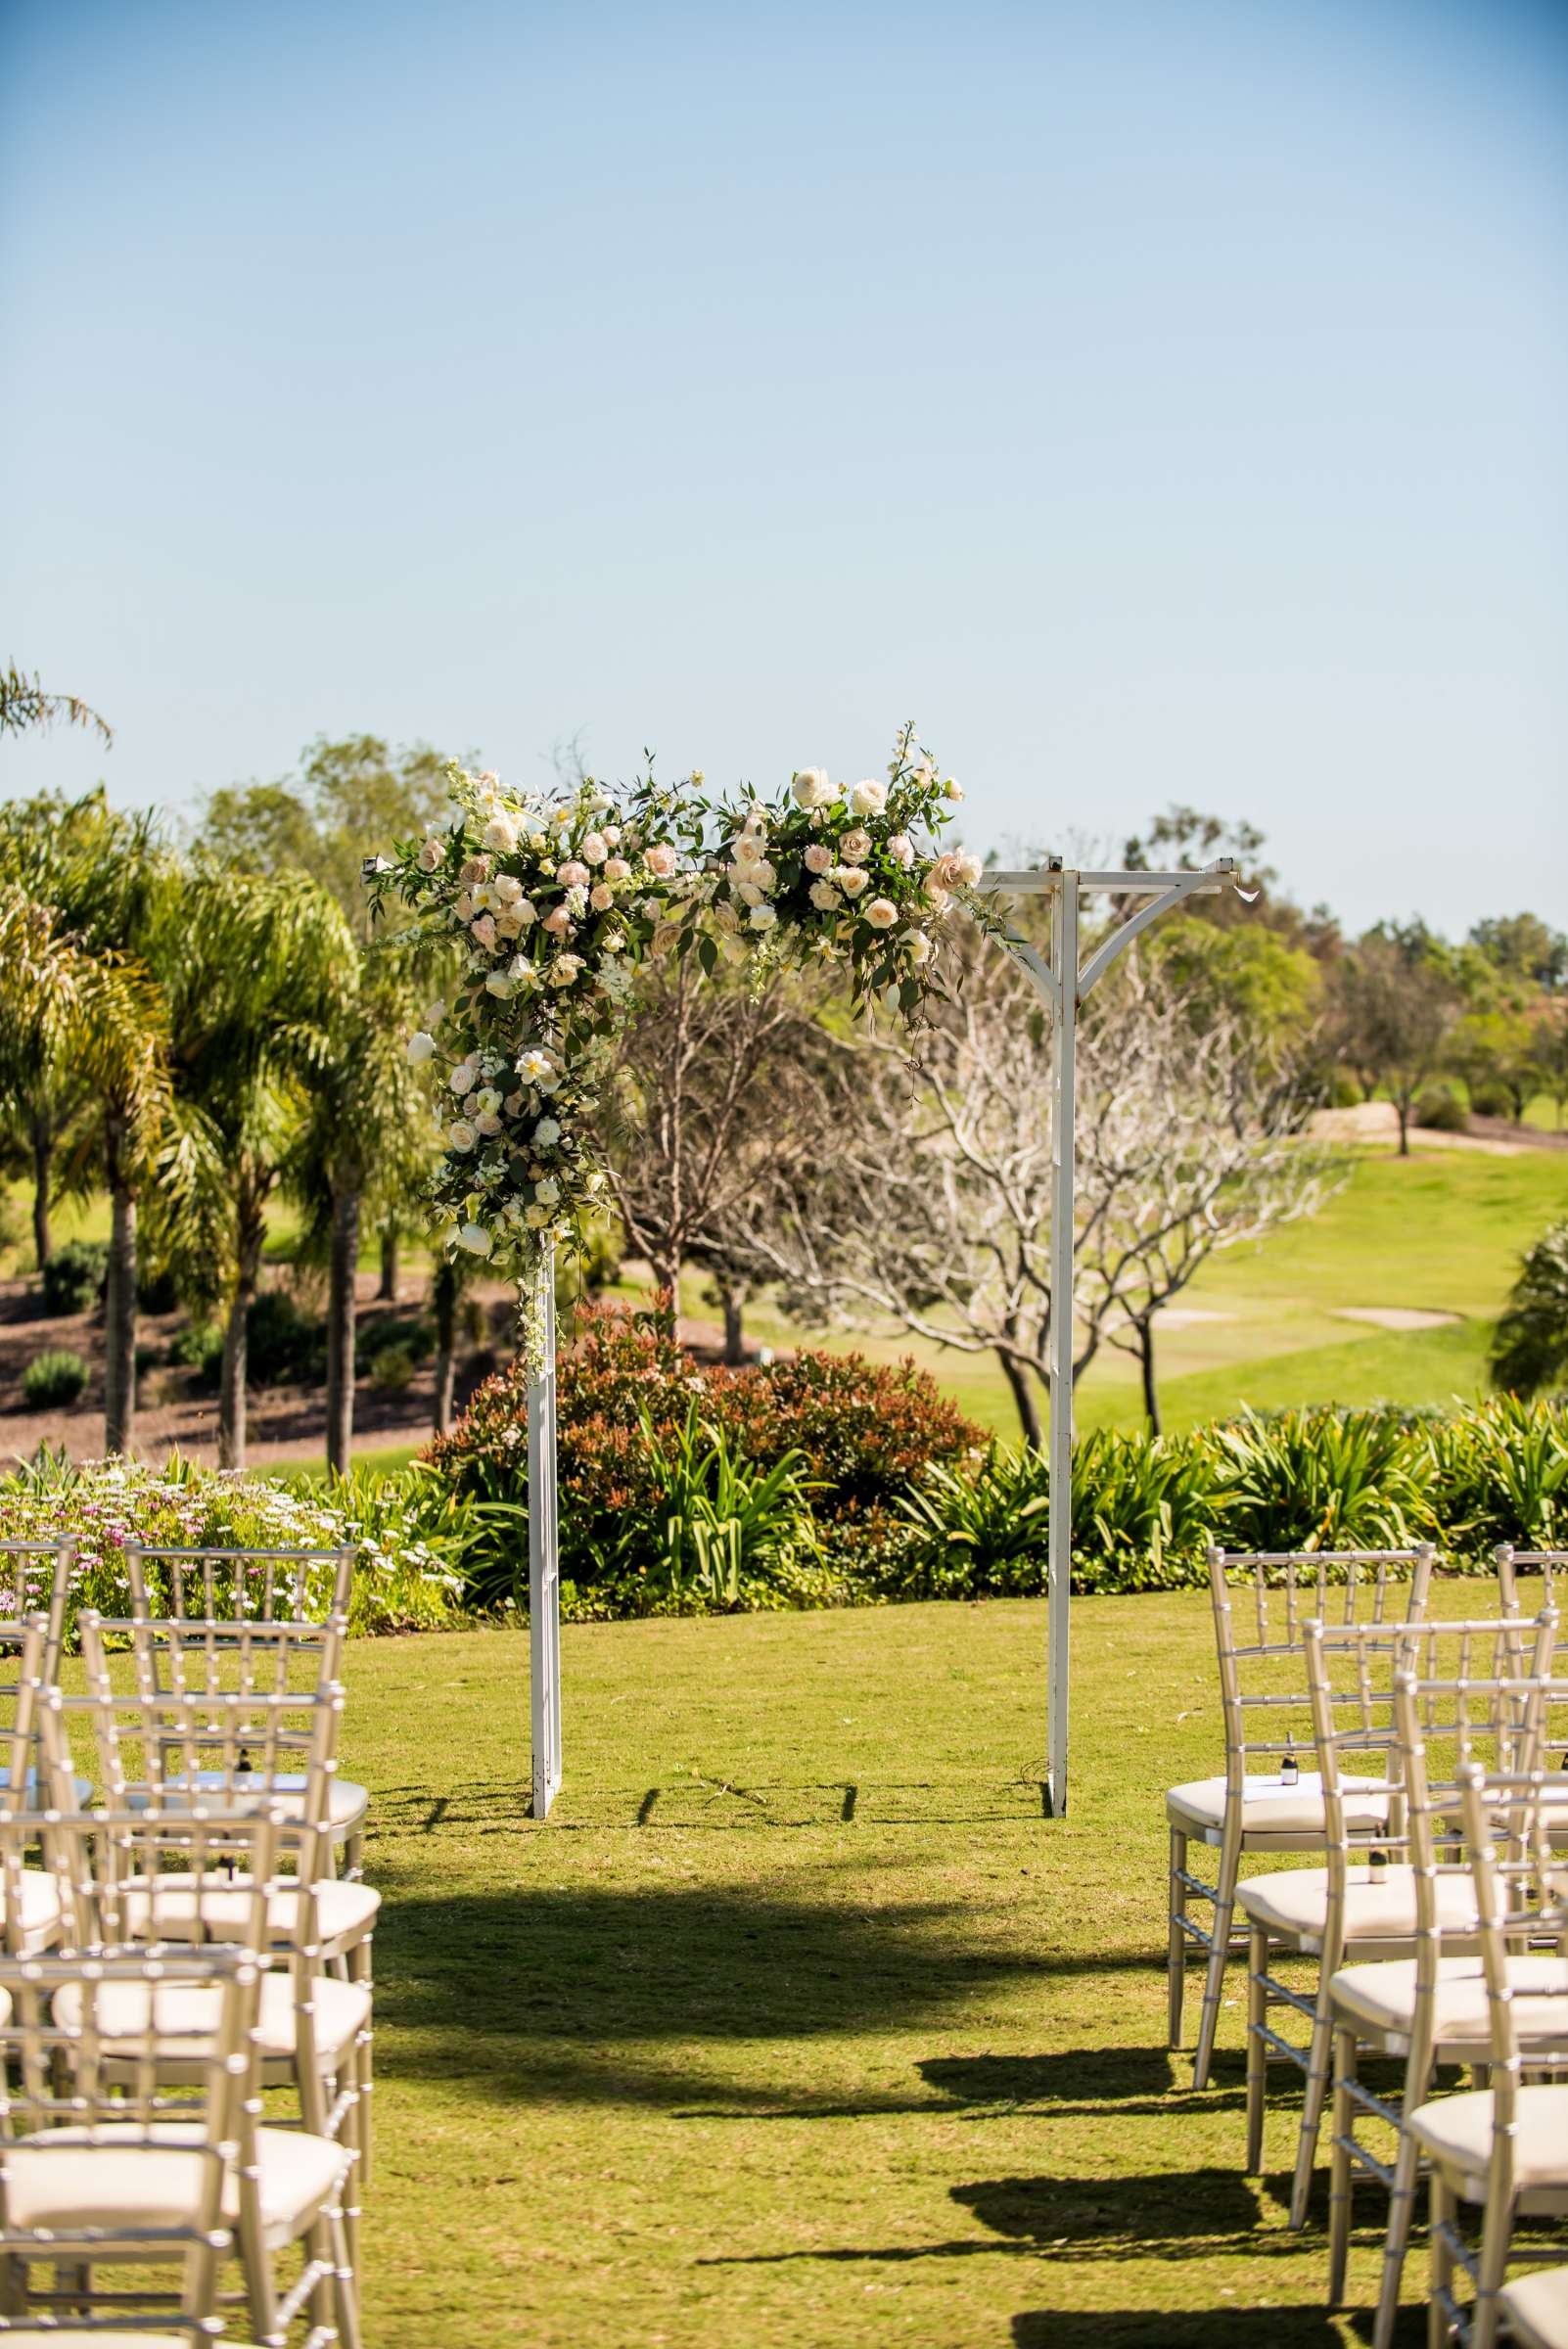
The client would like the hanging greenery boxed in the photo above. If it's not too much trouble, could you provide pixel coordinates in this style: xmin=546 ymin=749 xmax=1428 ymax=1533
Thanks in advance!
xmin=365 ymin=722 xmax=984 ymax=1294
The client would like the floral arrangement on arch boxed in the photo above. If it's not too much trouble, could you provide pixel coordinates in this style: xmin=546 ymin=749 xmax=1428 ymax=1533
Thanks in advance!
xmin=366 ymin=722 xmax=983 ymax=1295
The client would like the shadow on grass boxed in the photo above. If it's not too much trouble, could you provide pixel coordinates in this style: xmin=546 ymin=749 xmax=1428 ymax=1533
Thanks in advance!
xmin=368 ymin=1773 xmax=1054 ymax=1834
xmin=376 ymin=1882 xmax=1164 ymax=2106
xmin=919 ymin=2046 xmax=1247 ymax=2117
xmin=1011 ymin=2310 xmax=1349 ymax=2346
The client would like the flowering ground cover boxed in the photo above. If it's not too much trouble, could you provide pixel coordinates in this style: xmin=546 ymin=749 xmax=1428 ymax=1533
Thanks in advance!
xmin=347 ymin=1587 xmax=1509 ymax=2344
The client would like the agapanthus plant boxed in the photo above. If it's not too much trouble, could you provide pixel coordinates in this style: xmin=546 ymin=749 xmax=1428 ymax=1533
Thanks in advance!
xmin=367 ymin=726 xmax=979 ymax=1300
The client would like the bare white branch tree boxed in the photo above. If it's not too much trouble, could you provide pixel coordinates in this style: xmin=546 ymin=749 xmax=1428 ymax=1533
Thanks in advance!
xmin=728 ymin=928 xmax=1338 ymax=1444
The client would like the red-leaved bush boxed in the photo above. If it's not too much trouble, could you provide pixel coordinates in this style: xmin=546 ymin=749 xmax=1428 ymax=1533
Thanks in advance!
xmin=423 ymin=1294 xmax=982 ymax=1608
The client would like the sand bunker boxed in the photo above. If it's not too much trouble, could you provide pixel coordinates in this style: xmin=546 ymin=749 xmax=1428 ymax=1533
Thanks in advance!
xmin=1334 ymin=1307 xmax=1463 ymax=1332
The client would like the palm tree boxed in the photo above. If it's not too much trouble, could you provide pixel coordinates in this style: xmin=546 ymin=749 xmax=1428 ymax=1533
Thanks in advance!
xmin=0 ymin=886 xmax=169 ymax=1450
xmin=1492 ymin=1222 xmax=1568 ymax=1399
xmin=157 ymin=868 xmax=354 ymax=1469
xmin=285 ymin=947 xmax=435 ymax=1471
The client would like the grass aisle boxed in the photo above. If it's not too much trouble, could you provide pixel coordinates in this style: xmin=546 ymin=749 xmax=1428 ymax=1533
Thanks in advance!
xmin=346 ymin=1596 xmax=1489 ymax=2345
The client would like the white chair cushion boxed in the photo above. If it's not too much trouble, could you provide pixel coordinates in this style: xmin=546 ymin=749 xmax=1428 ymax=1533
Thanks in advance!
xmin=1502 ymin=2267 xmax=1568 ymax=2349
xmin=122 ymin=1873 xmax=380 ymax=1951
xmin=53 ymin=1973 xmax=371 ymax=2072
xmin=1330 ymin=1954 xmax=1568 ymax=2052
xmin=1 ymin=2121 xmax=345 ymax=2247
xmin=1236 ymin=1863 xmax=1478 ymax=1952
xmin=1 ymin=1867 xmax=66 ymax=1958
xmin=1410 ymin=2085 xmax=1568 ymax=2199
xmin=1167 ymin=1772 xmax=1391 ymax=1844
xmin=127 ymin=1773 xmax=369 ymax=1832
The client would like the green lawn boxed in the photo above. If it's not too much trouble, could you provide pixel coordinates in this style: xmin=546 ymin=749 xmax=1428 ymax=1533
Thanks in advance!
xmin=348 ymin=1584 xmax=1520 ymax=2345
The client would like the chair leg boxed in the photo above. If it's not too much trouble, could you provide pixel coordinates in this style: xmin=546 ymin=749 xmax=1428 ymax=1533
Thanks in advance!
xmin=1429 ymin=2173 xmax=1455 ymax=2349
xmin=1327 ymin=2023 xmax=1357 ymax=2305
xmin=1288 ymin=1982 xmax=1335 ymax=2229
xmin=1472 ymin=2175 xmax=1514 ymax=2349
xmin=329 ymin=2198 xmax=365 ymax=2349
xmin=238 ymin=2188 xmax=282 ymax=2349
xmin=1246 ymin=1920 xmax=1268 ymax=2175
xmin=1375 ymin=2065 xmax=1430 ymax=2349
xmin=1168 ymin=1824 xmax=1188 ymax=2049
xmin=1193 ymin=1880 xmax=1237 ymax=2090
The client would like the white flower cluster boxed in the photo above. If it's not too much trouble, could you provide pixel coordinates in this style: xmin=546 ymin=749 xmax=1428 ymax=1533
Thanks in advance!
xmin=370 ymin=728 xmax=980 ymax=1297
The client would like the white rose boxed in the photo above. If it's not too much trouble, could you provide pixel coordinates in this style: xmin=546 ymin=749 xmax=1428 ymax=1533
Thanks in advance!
xmin=736 ymin=880 xmax=763 ymax=908
xmin=953 ymin=852 xmax=983 ymax=887
xmin=447 ymin=1120 xmax=478 ymax=1152
xmin=944 ymin=778 xmax=964 ymax=802
xmin=887 ymin=834 xmax=915 ymax=868
xmin=839 ymin=829 xmax=871 ymax=865
xmin=791 ymin=766 xmax=833 ymax=809
xmin=495 ymin=904 xmax=525 ymax=938
xmin=733 ymin=834 xmax=762 ymax=868
xmin=749 ymin=902 xmax=778 ymax=931
xmin=835 ymin=866 xmax=869 ymax=898
xmin=751 ymin=859 xmax=776 ymax=891
xmin=406 ymin=1032 xmax=436 ymax=1066
xmin=903 ymin=928 xmax=933 ymax=964
xmin=457 ymin=1222 xmax=492 ymax=1256
xmin=808 ymin=879 xmax=842 ymax=913
xmin=864 ymin=898 xmax=899 ymax=930
xmin=492 ymin=872 xmax=523 ymax=904
xmin=449 ymin=1064 xmax=477 ymax=1093
xmin=482 ymin=815 xmax=518 ymax=852
xmin=851 ymin=779 xmax=887 ymax=817
xmin=580 ymin=831 xmax=609 ymax=865
xmin=534 ymin=1116 xmax=563 ymax=1146
xmin=524 ymin=1204 xmax=551 ymax=1229
xmin=804 ymin=843 xmax=833 ymax=875
xmin=534 ymin=1175 xmax=561 ymax=1207
xmin=484 ymin=970 xmax=514 ymax=997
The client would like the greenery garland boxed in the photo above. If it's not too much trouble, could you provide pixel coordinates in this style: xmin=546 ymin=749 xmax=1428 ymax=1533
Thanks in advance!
xmin=367 ymin=723 xmax=982 ymax=1305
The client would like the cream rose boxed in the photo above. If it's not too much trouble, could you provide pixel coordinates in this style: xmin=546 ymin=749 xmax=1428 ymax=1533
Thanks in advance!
xmin=808 ymin=879 xmax=842 ymax=913
xmin=749 ymin=902 xmax=778 ymax=931
xmin=791 ymin=766 xmax=833 ymax=809
xmin=447 ymin=1120 xmax=478 ymax=1152
xmin=603 ymin=856 xmax=630 ymax=883
xmin=542 ymin=904 xmax=573 ymax=938
xmin=804 ymin=843 xmax=833 ymax=875
xmin=839 ymin=828 xmax=871 ymax=865
xmin=864 ymin=898 xmax=899 ymax=930
xmin=887 ymin=834 xmax=915 ymax=868
xmin=556 ymin=859 xmax=590 ymax=890
xmin=644 ymin=843 xmax=677 ymax=879
xmin=835 ymin=866 xmax=869 ymax=898
xmin=406 ymin=1032 xmax=436 ymax=1066
xmin=580 ymin=832 xmax=609 ymax=866
xmin=417 ymin=838 xmax=443 ymax=872
xmin=590 ymin=882 xmax=615 ymax=912
xmin=549 ymin=954 xmax=584 ymax=987
xmin=851 ymin=779 xmax=887 ymax=817
xmin=482 ymin=815 xmax=518 ymax=852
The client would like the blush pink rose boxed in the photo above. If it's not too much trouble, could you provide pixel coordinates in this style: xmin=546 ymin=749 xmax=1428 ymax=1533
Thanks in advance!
xmin=556 ymin=860 xmax=590 ymax=890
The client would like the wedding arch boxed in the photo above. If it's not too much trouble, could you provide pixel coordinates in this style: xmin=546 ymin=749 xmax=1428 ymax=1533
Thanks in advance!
xmin=368 ymin=734 xmax=1241 ymax=1818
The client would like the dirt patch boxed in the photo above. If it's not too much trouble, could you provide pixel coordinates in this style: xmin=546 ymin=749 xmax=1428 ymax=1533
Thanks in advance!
xmin=1307 ymin=1101 xmax=1567 ymax=1156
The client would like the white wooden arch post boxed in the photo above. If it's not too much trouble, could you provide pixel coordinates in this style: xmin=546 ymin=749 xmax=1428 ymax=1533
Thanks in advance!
xmin=524 ymin=854 xmax=1240 ymax=1821
xmin=528 ymin=1247 xmax=563 ymax=1818
xmin=975 ymin=857 xmax=1239 ymax=1818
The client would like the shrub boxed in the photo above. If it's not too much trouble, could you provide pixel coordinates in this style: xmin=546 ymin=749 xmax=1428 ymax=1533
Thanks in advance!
xmin=1071 ymin=1427 xmax=1224 ymax=1591
xmin=20 ymin=1350 xmax=90 ymax=1408
xmin=1428 ymin=1394 xmax=1568 ymax=1552
xmin=895 ymin=1444 xmax=1050 ymax=1597
xmin=369 ymin=1343 xmax=417 ymax=1393
xmin=245 ymin=1290 xmax=325 ymax=1389
xmin=426 ymin=1295 xmax=979 ymax=1611
xmin=0 ymin=1453 xmax=463 ymax=1642
xmin=1208 ymin=1406 xmax=1439 ymax=1553
xmin=168 ymin=1322 xmax=225 ymax=1386
xmin=136 ymin=1266 xmax=180 ymax=1313
xmin=1415 ymin=1087 xmax=1469 ymax=1134
xmin=365 ymin=1314 xmax=435 ymax=1363
xmin=41 ymin=1241 xmax=109 ymax=1316
xmin=1491 ymin=1221 xmax=1568 ymax=1402
xmin=1468 ymin=1081 xmax=1513 ymax=1120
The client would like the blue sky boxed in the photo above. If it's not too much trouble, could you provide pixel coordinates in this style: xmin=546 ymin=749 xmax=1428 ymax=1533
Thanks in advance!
xmin=3 ymin=0 xmax=1564 ymax=937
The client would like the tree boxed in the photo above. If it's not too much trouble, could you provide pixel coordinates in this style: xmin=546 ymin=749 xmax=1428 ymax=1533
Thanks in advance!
xmin=156 ymin=868 xmax=354 ymax=1469
xmin=1327 ymin=928 xmax=1459 ymax=1153
xmin=593 ymin=954 xmax=843 ymax=1327
xmin=1121 ymin=806 xmax=1340 ymax=958
xmin=1447 ymin=1002 xmax=1540 ymax=1124
xmin=285 ymin=949 xmax=435 ymax=1471
xmin=0 ymin=662 xmax=112 ymax=745
xmin=727 ymin=927 xmax=1332 ymax=1447
xmin=0 ymin=885 xmax=169 ymax=1449
xmin=1528 ymin=1003 xmax=1568 ymax=1129
xmin=196 ymin=733 xmax=450 ymax=943
xmin=1468 ymin=912 xmax=1567 ymax=994
xmin=1492 ymin=1223 xmax=1568 ymax=1399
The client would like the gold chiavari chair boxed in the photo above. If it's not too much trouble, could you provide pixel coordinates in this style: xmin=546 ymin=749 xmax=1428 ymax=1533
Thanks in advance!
xmin=1170 ymin=1545 xmax=1434 ymax=2089
xmin=1409 ymin=1750 xmax=1568 ymax=2348
xmin=1314 ymin=1619 xmax=1556 ymax=2346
